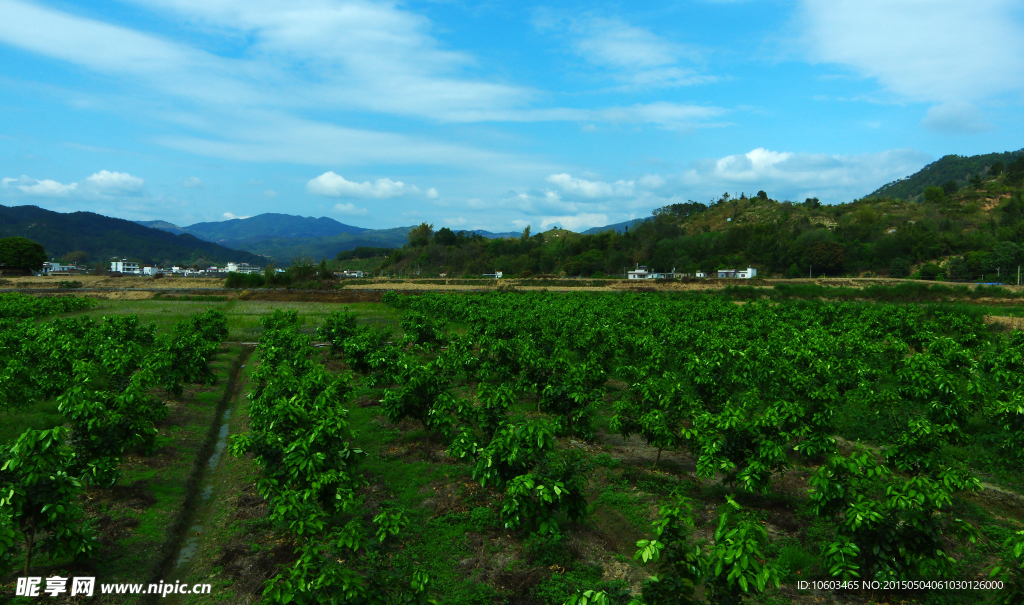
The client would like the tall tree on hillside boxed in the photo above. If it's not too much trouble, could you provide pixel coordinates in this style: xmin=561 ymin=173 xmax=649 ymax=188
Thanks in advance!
xmin=407 ymin=223 xmax=433 ymax=247
xmin=807 ymin=242 xmax=844 ymax=275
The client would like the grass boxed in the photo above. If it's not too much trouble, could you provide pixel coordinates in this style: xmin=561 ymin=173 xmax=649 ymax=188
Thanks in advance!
xmin=2 ymin=344 xmax=248 ymax=605
xmin=0 ymin=400 xmax=64 ymax=444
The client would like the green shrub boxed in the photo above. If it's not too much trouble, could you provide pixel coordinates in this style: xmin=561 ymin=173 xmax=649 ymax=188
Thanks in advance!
xmin=889 ymin=257 xmax=911 ymax=278
xmin=224 ymin=272 xmax=265 ymax=288
xmin=524 ymin=532 xmax=571 ymax=566
xmin=469 ymin=506 xmax=499 ymax=532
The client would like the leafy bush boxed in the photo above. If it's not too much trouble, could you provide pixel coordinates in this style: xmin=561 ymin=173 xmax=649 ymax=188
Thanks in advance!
xmin=469 ymin=506 xmax=499 ymax=532
xmin=524 ymin=532 xmax=571 ymax=565
xmin=225 ymin=272 xmax=265 ymax=288
xmin=889 ymin=257 xmax=911 ymax=278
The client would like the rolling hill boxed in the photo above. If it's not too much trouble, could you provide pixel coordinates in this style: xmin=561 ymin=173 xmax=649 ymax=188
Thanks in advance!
xmin=2 ymin=205 xmax=265 ymax=267
xmin=866 ymin=148 xmax=1024 ymax=201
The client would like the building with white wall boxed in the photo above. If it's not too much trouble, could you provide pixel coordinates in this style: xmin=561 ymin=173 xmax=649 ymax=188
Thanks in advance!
xmin=110 ymin=260 xmax=140 ymax=274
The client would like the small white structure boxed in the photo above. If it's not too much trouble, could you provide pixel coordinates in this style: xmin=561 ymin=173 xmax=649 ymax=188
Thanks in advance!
xmin=142 ymin=266 xmax=160 ymax=276
xmin=336 ymin=270 xmax=365 ymax=278
xmin=717 ymin=267 xmax=758 ymax=279
xmin=696 ymin=271 xmax=707 ymax=278
xmin=43 ymin=262 xmax=86 ymax=275
xmin=110 ymin=260 xmax=140 ymax=274
xmin=226 ymin=262 xmax=261 ymax=274
xmin=482 ymin=271 xmax=504 ymax=279
xmin=628 ymin=266 xmax=650 ymax=279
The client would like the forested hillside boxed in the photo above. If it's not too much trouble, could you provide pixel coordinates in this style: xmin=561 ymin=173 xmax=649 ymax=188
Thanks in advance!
xmin=381 ymin=155 xmax=1024 ymax=280
xmin=0 ymin=205 xmax=264 ymax=267
xmin=867 ymin=148 xmax=1024 ymax=201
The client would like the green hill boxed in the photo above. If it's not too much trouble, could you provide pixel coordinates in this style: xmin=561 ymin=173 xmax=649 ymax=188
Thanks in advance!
xmin=238 ymin=227 xmax=414 ymax=265
xmin=382 ymin=164 xmax=1024 ymax=280
xmin=866 ymin=149 xmax=1024 ymax=201
xmin=1 ymin=205 xmax=265 ymax=267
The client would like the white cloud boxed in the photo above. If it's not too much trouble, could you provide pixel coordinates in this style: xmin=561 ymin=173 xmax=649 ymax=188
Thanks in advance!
xmin=223 ymin=212 xmax=251 ymax=219
xmin=538 ymin=13 xmax=713 ymax=89
xmin=546 ymin=174 xmax=635 ymax=198
xmin=1 ymin=170 xmax=144 ymax=197
xmin=0 ymin=0 xmax=732 ymax=178
xmin=799 ymin=0 xmax=1024 ymax=104
xmin=264 ymin=189 xmax=278 ymax=198
xmin=426 ymin=188 xmax=439 ymax=199
xmin=539 ymin=213 xmax=610 ymax=232
xmin=1 ymin=175 xmax=78 ymax=196
xmin=676 ymin=147 xmax=932 ymax=202
xmin=182 ymin=176 xmax=203 ymax=188
xmin=307 ymin=171 xmax=413 ymax=199
xmin=920 ymin=102 xmax=993 ymax=134
xmin=333 ymin=202 xmax=369 ymax=216
xmin=83 ymin=170 xmax=145 ymax=195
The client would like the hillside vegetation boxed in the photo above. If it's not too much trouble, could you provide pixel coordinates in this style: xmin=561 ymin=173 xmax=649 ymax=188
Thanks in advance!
xmin=382 ymin=154 xmax=1024 ymax=281
xmin=0 ymin=205 xmax=265 ymax=268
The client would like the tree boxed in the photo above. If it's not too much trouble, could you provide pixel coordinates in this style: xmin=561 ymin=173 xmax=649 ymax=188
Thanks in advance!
xmin=919 ymin=263 xmax=944 ymax=280
xmin=407 ymin=223 xmax=434 ymax=247
xmin=0 ymin=237 xmax=46 ymax=273
xmin=0 ymin=427 xmax=96 ymax=574
xmin=756 ymin=190 xmax=768 ymax=200
xmin=889 ymin=257 xmax=910 ymax=278
xmin=433 ymin=227 xmax=457 ymax=247
xmin=945 ymin=256 xmax=968 ymax=281
xmin=923 ymin=186 xmax=945 ymax=204
xmin=940 ymin=181 xmax=958 ymax=195
xmin=1008 ymin=157 xmax=1024 ymax=184
xmin=807 ymin=242 xmax=844 ymax=274
xmin=990 ymin=161 xmax=1005 ymax=177
xmin=521 ymin=225 xmax=532 ymax=240
xmin=990 ymin=241 xmax=1020 ymax=276
xmin=64 ymin=250 xmax=90 ymax=264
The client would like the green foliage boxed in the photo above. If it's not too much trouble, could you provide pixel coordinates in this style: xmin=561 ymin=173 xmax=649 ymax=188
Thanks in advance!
xmin=0 ymin=236 xmax=46 ymax=272
xmin=468 ymin=506 xmax=499 ymax=532
xmin=0 ymin=427 xmax=97 ymax=574
xmin=524 ymin=532 xmax=571 ymax=565
xmin=989 ymin=530 xmax=1024 ymax=605
xmin=867 ymin=150 xmax=1023 ymax=199
xmin=225 ymin=272 xmax=266 ymax=288
xmin=336 ymin=246 xmax=393 ymax=261
xmin=234 ymin=308 xmax=437 ymax=604
xmin=0 ymin=293 xmax=93 ymax=319
xmin=809 ymin=450 xmax=980 ymax=582
xmin=0 ymin=205 xmax=264 ymax=266
xmin=317 ymin=308 xmax=359 ymax=356
xmin=890 ymin=257 xmax=911 ymax=278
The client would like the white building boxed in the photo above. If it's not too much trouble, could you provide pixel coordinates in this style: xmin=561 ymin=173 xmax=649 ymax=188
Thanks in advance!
xmin=110 ymin=260 xmax=140 ymax=274
xmin=43 ymin=262 xmax=86 ymax=274
xmin=717 ymin=267 xmax=758 ymax=279
xmin=627 ymin=266 xmax=650 ymax=279
xmin=225 ymin=262 xmax=261 ymax=274
xmin=336 ymin=270 xmax=365 ymax=278
xmin=142 ymin=266 xmax=160 ymax=276
xmin=482 ymin=271 xmax=504 ymax=279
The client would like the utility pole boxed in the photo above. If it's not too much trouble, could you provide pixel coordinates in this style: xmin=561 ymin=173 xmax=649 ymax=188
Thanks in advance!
xmin=809 ymin=264 xmax=812 ymax=279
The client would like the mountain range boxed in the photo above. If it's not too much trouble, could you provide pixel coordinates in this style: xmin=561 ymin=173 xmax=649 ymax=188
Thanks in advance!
xmin=0 ymin=205 xmax=264 ymax=267
xmin=9 ymin=147 xmax=1021 ymax=267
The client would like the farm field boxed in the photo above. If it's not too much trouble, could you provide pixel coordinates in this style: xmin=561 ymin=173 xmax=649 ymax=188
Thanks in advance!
xmin=2 ymin=290 xmax=1024 ymax=605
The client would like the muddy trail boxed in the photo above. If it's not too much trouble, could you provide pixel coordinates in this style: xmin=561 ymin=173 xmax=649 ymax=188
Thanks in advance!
xmin=142 ymin=346 xmax=254 ymax=605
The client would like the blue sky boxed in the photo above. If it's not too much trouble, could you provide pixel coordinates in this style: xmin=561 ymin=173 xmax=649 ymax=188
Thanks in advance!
xmin=1 ymin=0 xmax=1023 ymax=232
